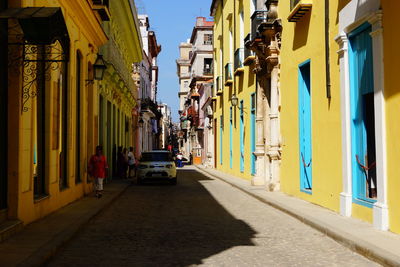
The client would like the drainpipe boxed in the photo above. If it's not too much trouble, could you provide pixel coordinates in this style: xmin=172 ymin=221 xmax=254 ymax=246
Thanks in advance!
xmin=325 ymin=0 xmax=331 ymax=99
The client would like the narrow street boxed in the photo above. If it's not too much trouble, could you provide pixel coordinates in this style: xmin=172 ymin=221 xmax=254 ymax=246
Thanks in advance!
xmin=47 ymin=167 xmax=378 ymax=267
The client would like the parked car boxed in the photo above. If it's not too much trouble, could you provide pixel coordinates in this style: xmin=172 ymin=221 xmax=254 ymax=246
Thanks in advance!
xmin=137 ymin=150 xmax=177 ymax=185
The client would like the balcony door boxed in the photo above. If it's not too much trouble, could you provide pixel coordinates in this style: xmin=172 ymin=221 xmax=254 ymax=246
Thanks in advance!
xmin=349 ymin=23 xmax=377 ymax=204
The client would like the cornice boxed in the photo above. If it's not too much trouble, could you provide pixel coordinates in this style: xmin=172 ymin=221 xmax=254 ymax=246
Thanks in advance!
xmin=60 ymin=0 xmax=107 ymax=48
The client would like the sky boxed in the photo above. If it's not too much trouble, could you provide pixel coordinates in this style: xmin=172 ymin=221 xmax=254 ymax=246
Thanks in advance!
xmin=136 ymin=0 xmax=213 ymax=122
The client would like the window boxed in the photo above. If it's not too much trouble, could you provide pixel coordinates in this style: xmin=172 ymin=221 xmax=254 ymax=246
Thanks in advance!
xmin=204 ymin=58 xmax=213 ymax=75
xmin=75 ymin=52 xmax=82 ymax=184
xmin=59 ymin=59 xmax=69 ymax=189
xmin=204 ymin=34 xmax=213 ymax=45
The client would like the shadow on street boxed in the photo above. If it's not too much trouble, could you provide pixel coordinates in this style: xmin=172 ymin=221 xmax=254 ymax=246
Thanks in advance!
xmin=47 ymin=168 xmax=257 ymax=266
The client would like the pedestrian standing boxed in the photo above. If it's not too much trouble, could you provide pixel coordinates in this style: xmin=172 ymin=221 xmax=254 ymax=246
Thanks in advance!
xmin=127 ymin=147 xmax=136 ymax=178
xmin=176 ymin=152 xmax=183 ymax=168
xmin=88 ymin=146 xmax=108 ymax=198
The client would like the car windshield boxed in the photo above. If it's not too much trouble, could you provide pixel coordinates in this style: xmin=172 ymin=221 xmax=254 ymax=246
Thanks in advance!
xmin=141 ymin=152 xmax=173 ymax=162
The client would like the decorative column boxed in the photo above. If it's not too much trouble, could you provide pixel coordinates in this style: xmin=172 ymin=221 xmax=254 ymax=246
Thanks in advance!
xmin=369 ymin=12 xmax=388 ymax=231
xmin=267 ymin=45 xmax=281 ymax=191
xmin=335 ymin=33 xmax=353 ymax=217
xmin=252 ymin=72 xmax=266 ymax=186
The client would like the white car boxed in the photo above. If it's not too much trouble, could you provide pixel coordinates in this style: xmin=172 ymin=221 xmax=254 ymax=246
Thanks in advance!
xmin=137 ymin=150 xmax=177 ymax=185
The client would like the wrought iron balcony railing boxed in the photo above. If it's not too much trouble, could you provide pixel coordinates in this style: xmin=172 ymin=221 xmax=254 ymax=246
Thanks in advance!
xmin=251 ymin=10 xmax=268 ymax=42
xmin=224 ymin=63 xmax=233 ymax=85
xmin=234 ymin=48 xmax=244 ymax=72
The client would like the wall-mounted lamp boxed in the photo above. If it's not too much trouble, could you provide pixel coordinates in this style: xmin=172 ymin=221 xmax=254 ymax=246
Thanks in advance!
xmin=93 ymin=54 xmax=107 ymax=80
xmin=86 ymin=54 xmax=107 ymax=85
xmin=231 ymin=94 xmax=238 ymax=107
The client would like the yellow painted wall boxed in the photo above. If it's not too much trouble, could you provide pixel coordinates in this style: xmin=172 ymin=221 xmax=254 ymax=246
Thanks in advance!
xmin=279 ymin=1 xmax=343 ymax=213
xmin=8 ymin=0 xmax=107 ymax=224
xmin=381 ymin=0 xmax=400 ymax=234
xmin=213 ymin=0 xmax=256 ymax=180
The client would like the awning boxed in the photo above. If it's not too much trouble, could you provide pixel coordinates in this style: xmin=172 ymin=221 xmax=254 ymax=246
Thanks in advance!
xmin=0 ymin=7 xmax=69 ymax=50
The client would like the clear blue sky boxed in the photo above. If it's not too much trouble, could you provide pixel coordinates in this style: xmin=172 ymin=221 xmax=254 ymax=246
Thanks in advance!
xmin=136 ymin=0 xmax=213 ymax=122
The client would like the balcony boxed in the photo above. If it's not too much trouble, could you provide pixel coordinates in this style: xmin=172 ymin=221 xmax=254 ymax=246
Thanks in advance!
xmin=187 ymin=106 xmax=199 ymax=128
xmin=234 ymin=48 xmax=244 ymax=76
xmin=224 ymin=63 xmax=233 ymax=86
xmin=92 ymin=0 xmax=111 ymax=21
xmin=251 ymin=10 xmax=268 ymax=42
xmin=288 ymin=0 xmax=312 ymax=22
xmin=203 ymin=67 xmax=213 ymax=76
xmin=244 ymin=34 xmax=256 ymax=66
xmin=216 ymin=76 xmax=223 ymax=95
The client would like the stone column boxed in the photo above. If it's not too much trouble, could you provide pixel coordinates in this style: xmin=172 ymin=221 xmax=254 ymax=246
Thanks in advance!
xmin=267 ymin=62 xmax=280 ymax=191
xmin=252 ymin=76 xmax=266 ymax=186
xmin=335 ymin=33 xmax=352 ymax=217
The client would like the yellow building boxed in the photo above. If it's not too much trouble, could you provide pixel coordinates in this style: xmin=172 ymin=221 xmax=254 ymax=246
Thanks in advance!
xmin=279 ymin=0 xmax=343 ymax=215
xmin=210 ymin=0 xmax=257 ymax=180
xmin=280 ymin=0 xmax=399 ymax=233
xmin=382 ymin=0 xmax=400 ymax=234
xmin=0 ymin=0 xmax=141 ymax=232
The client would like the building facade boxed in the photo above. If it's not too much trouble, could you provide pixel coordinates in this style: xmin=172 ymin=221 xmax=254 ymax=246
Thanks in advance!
xmin=137 ymin=14 xmax=161 ymax=153
xmin=210 ymin=0 xmax=260 ymax=180
xmin=98 ymin=0 xmax=142 ymax=180
xmin=178 ymin=17 xmax=214 ymax=164
xmin=1 ymin=0 xmax=108 ymax=227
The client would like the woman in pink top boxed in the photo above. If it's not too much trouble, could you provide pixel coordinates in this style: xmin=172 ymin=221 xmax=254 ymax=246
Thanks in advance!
xmin=88 ymin=146 xmax=108 ymax=198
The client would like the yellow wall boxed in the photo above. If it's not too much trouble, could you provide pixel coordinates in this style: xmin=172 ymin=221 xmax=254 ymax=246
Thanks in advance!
xmin=279 ymin=1 xmax=343 ymax=213
xmin=213 ymin=0 xmax=256 ymax=180
xmin=381 ymin=0 xmax=400 ymax=234
xmin=8 ymin=0 xmax=107 ymax=224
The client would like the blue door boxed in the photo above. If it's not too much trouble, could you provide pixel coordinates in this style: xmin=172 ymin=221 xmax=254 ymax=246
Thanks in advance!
xmin=250 ymin=93 xmax=256 ymax=175
xmin=298 ymin=60 xmax=312 ymax=192
xmin=230 ymin=107 xmax=233 ymax=169
xmin=349 ymin=23 xmax=377 ymax=206
xmin=240 ymin=100 xmax=244 ymax=172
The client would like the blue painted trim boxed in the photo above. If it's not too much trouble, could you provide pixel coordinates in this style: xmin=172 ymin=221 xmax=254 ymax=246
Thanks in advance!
xmin=298 ymin=59 xmax=312 ymax=193
xmin=240 ymin=100 xmax=244 ymax=173
xmin=250 ymin=93 xmax=256 ymax=176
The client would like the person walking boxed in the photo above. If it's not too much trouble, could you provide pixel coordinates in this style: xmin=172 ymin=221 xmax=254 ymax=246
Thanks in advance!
xmin=88 ymin=146 xmax=108 ymax=198
xmin=127 ymin=147 xmax=136 ymax=178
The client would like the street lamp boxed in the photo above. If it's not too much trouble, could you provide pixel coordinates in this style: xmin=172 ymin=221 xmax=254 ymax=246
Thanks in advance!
xmin=231 ymin=94 xmax=238 ymax=107
xmin=93 ymin=54 xmax=107 ymax=81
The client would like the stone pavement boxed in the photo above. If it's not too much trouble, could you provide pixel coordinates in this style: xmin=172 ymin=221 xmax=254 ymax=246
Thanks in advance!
xmin=47 ymin=167 xmax=379 ymax=266
xmin=195 ymin=165 xmax=400 ymax=267
xmin=0 ymin=179 xmax=130 ymax=267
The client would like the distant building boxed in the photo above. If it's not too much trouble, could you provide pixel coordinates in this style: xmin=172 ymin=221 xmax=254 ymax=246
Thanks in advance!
xmin=137 ymin=14 xmax=162 ymax=152
xmin=177 ymin=17 xmax=214 ymax=165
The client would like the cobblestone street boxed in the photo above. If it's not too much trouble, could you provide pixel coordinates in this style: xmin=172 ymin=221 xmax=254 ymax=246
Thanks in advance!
xmin=47 ymin=167 xmax=379 ymax=266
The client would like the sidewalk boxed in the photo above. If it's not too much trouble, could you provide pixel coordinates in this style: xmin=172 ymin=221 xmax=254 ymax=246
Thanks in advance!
xmin=195 ymin=165 xmax=400 ymax=267
xmin=0 ymin=179 xmax=130 ymax=267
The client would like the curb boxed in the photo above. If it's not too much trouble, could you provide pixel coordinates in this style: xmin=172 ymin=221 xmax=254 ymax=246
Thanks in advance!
xmin=195 ymin=166 xmax=400 ymax=267
xmin=18 ymin=181 xmax=131 ymax=267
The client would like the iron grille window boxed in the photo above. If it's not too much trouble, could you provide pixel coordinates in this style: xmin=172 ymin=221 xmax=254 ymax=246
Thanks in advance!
xmin=204 ymin=34 xmax=213 ymax=45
